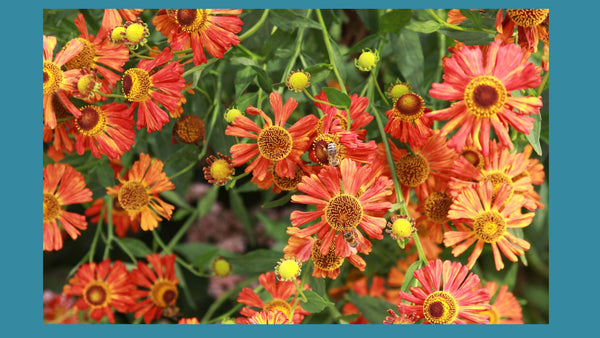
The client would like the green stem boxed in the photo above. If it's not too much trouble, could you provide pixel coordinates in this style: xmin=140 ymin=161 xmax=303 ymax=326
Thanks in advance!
xmin=152 ymin=230 xmax=170 ymax=253
xmin=536 ymin=71 xmax=549 ymax=97
xmin=166 ymin=208 xmax=199 ymax=252
xmin=279 ymin=9 xmax=313 ymax=93
xmin=426 ymin=9 xmax=496 ymax=34
xmin=94 ymin=90 xmax=125 ymax=99
xmin=88 ymin=200 xmax=106 ymax=263
xmin=102 ymin=195 xmax=114 ymax=260
xmin=236 ymin=43 xmax=263 ymax=61
xmin=182 ymin=58 xmax=218 ymax=78
xmin=112 ymin=237 xmax=138 ymax=264
xmin=239 ymin=9 xmax=270 ymax=41
xmin=315 ymin=9 xmax=347 ymax=94
xmin=371 ymin=71 xmax=391 ymax=107
xmin=129 ymin=49 xmax=154 ymax=59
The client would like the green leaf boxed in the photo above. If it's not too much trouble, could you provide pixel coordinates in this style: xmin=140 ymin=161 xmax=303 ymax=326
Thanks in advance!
xmin=256 ymin=212 xmax=288 ymax=243
xmin=229 ymin=56 xmax=255 ymax=67
xmin=401 ymin=260 xmax=424 ymax=293
xmin=397 ymin=30 xmax=425 ymax=94
xmin=261 ymin=191 xmax=293 ymax=208
xmin=117 ymin=237 xmax=152 ymax=258
xmin=92 ymin=164 xmax=115 ymax=188
xmin=269 ymin=9 xmax=322 ymax=31
xmin=175 ymin=242 xmax=224 ymax=262
xmin=197 ymin=185 xmax=219 ymax=217
xmin=229 ymin=189 xmax=255 ymax=247
xmin=346 ymin=291 xmax=396 ymax=324
xmin=250 ymin=65 xmax=273 ymax=93
xmin=300 ymin=289 xmax=333 ymax=313
xmin=344 ymin=34 xmax=382 ymax=55
xmin=437 ymin=28 xmax=495 ymax=46
xmin=174 ymin=261 xmax=197 ymax=310
xmin=406 ymin=20 xmax=442 ymax=33
xmin=379 ymin=9 xmax=412 ymax=34
xmin=460 ymin=9 xmax=482 ymax=28
xmin=304 ymin=62 xmax=333 ymax=85
xmin=261 ymin=29 xmax=294 ymax=58
xmin=525 ymin=113 xmax=543 ymax=156
xmin=227 ymin=249 xmax=283 ymax=276
xmin=161 ymin=190 xmax=192 ymax=209
xmin=234 ymin=67 xmax=256 ymax=97
xmin=172 ymin=208 xmax=192 ymax=222
xmin=322 ymin=87 xmax=351 ymax=109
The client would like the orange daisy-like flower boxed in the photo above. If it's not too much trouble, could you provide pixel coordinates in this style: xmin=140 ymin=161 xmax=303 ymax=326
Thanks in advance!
xmin=398 ymin=259 xmax=491 ymax=324
xmin=203 ymin=152 xmax=235 ymax=186
xmin=225 ymin=92 xmax=318 ymax=182
xmin=313 ymin=91 xmax=374 ymax=140
xmin=85 ymin=197 xmax=141 ymax=238
xmin=383 ymin=303 xmax=418 ymax=324
xmin=496 ymin=9 xmax=549 ymax=71
xmin=248 ymin=310 xmax=293 ymax=324
xmin=476 ymin=281 xmax=524 ymax=324
xmin=390 ymin=130 xmax=458 ymax=204
xmin=449 ymin=140 xmax=538 ymax=211
xmin=426 ymin=39 xmax=543 ymax=156
xmin=43 ymin=290 xmax=82 ymax=324
xmin=153 ymin=9 xmax=243 ymax=66
xmin=413 ymin=178 xmax=455 ymax=244
xmin=102 ymin=9 xmax=145 ymax=29
xmin=249 ymin=162 xmax=312 ymax=193
xmin=130 ymin=253 xmax=179 ymax=324
xmin=73 ymin=102 xmax=136 ymax=160
xmin=516 ymin=144 xmax=546 ymax=210
xmin=121 ymin=47 xmax=186 ymax=133
xmin=236 ymin=272 xmax=310 ymax=324
xmin=444 ymin=181 xmax=534 ymax=271
xmin=68 ymin=13 xmax=130 ymax=94
xmin=43 ymin=35 xmax=85 ymax=129
xmin=290 ymin=158 xmax=393 ymax=258
xmin=106 ymin=153 xmax=175 ymax=231
xmin=384 ymin=91 xmax=434 ymax=148
xmin=62 ymin=259 xmax=135 ymax=324
xmin=43 ymin=95 xmax=76 ymax=162
xmin=284 ymin=229 xmax=366 ymax=279
xmin=43 ymin=163 xmax=93 ymax=252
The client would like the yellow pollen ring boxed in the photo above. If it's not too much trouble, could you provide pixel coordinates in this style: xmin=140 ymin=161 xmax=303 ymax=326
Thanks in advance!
xmin=43 ymin=61 xmax=64 ymax=95
xmin=150 ymin=279 xmax=178 ymax=308
xmin=325 ymin=194 xmax=363 ymax=231
xmin=118 ymin=181 xmax=149 ymax=213
xmin=64 ymin=38 xmax=96 ymax=70
xmin=176 ymin=9 xmax=210 ymax=33
xmin=264 ymin=299 xmax=292 ymax=320
xmin=83 ymin=280 xmax=111 ymax=309
xmin=273 ymin=164 xmax=304 ymax=191
xmin=464 ymin=75 xmax=507 ymax=118
xmin=122 ymin=68 xmax=152 ymax=102
xmin=257 ymin=125 xmax=293 ymax=161
xmin=423 ymin=291 xmax=458 ymax=324
xmin=75 ymin=106 xmax=107 ymax=137
xmin=43 ymin=193 xmax=61 ymax=222
xmin=506 ymin=9 xmax=549 ymax=27
xmin=473 ymin=210 xmax=506 ymax=243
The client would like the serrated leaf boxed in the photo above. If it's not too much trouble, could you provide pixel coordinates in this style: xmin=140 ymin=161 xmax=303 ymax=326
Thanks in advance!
xmin=460 ymin=9 xmax=482 ymax=28
xmin=525 ymin=113 xmax=543 ymax=156
xmin=301 ymin=289 xmax=333 ymax=313
xmin=197 ymin=185 xmax=219 ymax=217
xmin=379 ymin=9 xmax=412 ymax=34
xmin=117 ymin=237 xmax=152 ymax=258
xmin=438 ymin=28 xmax=495 ymax=46
xmin=401 ymin=260 xmax=424 ymax=293
xmin=269 ymin=9 xmax=322 ymax=31
xmin=346 ymin=291 xmax=396 ymax=324
xmin=406 ymin=20 xmax=441 ymax=33
xmin=322 ymin=87 xmax=351 ymax=109
xmin=227 ymin=249 xmax=282 ymax=276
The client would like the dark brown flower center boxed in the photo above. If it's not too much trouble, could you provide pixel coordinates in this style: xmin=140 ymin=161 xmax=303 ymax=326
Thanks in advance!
xmin=395 ymin=153 xmax=430 ymax=187
xmin=393 ymin=93 xmax=424 ymax=122
xmin=424 ymin=191 xmax=453 ymax=223
xmin=506 ymin=9 xmax=549 ymax=27
xmin=43 ymin=61 xmax=63 ymax=95
xmin=176 ymin=9 xmax=209 ymax=33
xmin=75 ymin=106 xmax=106 ymax=137
xmin=173 ymin=115 xmax=205 ymax=144
xmin=311 ymin=240 xmax=344 ymax=272
xmin=423 ymin=291 xmax=458 ymax=324
xmin=118 ymin=181 xmax=149 ymax=212
xmin=122 ymin=68 xmax=152 ymax=102
xmin=64 ymin=38 xmax=96 ymax=70
xmin=150 ymin=279 xmax=178 ymax=308
xmin=464 ymin=75 xmax=507 ymax=118
xmin=83 ymin=281 xmax=110 ymax=308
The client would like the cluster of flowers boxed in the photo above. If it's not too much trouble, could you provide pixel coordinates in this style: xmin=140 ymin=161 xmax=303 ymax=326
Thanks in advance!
xmin=43 ymin=8 xmax=548 ymax=324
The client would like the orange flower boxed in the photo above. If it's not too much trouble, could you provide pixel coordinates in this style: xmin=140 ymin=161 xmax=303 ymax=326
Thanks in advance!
xmin=43 ymin=95 xmax=76 ymax=162
xmin=178 ymin=317 xmax=200 ymax=324
xmin=121 ymin=47 xmax=186 ymax=132
xmin=384 ymin=92 xmax=434 ymax=148
xmin=153 ymin=9 xmax=244 ymax=66
xmin=62 ymin=259 xmax=135 ymax=323
xmin=130 ymin=253 xmax=179 ymax=324
xmin=106 ymin=153 xmax=175 ymax=231
xmin=481 ymin=281 xmax=524 ymax=324
xmin=43 ymin=290 xmax=82 ymax=324
xmin=248 ymin=310 xmax=293 ymax=324
xmin=236 ymin=272 xmax=310 ymax=324
xmin=444 ymin=181 xmax=534 ymax=271
xmin=225 ymin=92 xmax=318 ymax=182
xmin=341 ymin=275 xmax=388 ymax=324
xmin=102 ymin=9 xmax=144 ymax=29
xmin=313 ymin=91 xmax=374 ymax=140
xmin=43 ymin=163 xmax=93 ymax=251
xmin=290 ymin=158 xmax=393 ymax=259
xmin=43 ymin=35 xmax=85 ymax=129
xmin=496 ymin=9 xmax=549 ymax=71
xmin=72 ymin=102 xmax=136 ymax=160
xmin=85 ymin=198 xmax=141 ymax=238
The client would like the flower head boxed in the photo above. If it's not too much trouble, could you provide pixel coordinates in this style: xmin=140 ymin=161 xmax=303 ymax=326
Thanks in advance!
xmin=203 ymin=152 xmax=235 ymax=186
xmin=426 ymin=39 xmax=543 ymax=156
xmin=248 ymin=310 xmax=293 ymax=324
xmin=225 ymin=92 xmax=318 ymax=182
xmin=386 ymin=80 xmax=411 ymax=101
xmin=286 ymin=70 xmax=311 ymax=92
xmin=153 ymin=9 xmax=244 ymax=66
xmin=355 ymin=48 xmax=379 ymax=71
xmin=383 ymin=303 xmax=418 ymax=324
xmin=106 ymin=153 xmax=175 ymax=231
xmin=43 ymin=163 xmax=93 ymax=251
xmin=122 ymin=19 xmax=150 ymax=49
xmin=62 ymin=259 xmax=135 ymax=323
xmin=130 ymin=253 xmax=180 ymax=324
xmin=386 ymin=214 xmax=416 ymax=242
xmin=496 ymin=9 xmax=549 ymax=71
xmin=172 ymin=115 xmax=205 ymax=145
xmin=290 ymin=158 xmax=393 ymax=259
xmin=398 ymin=259 xmax=491 ymax=324
xmin=73 ymin=102 xmax=136 ymax=160
xmin=178 ymin=317 xmax=200 ymax=324
xmin=43 ymin=290 xmax=82 ymax=324
xmin=224 ymin=107 xmax=244 ymax=123
xmin=211 ymin=257 xmax=232 ymax=278
xmin=121 ymin=47 xmax=186 ymax=132
xmin=274 ymin=258 xmax=302 ymax=281
xmin=444 ymin=181 xmax=534 ymax=270
xmin=236 ymin=272 xmax=310 ymax=324
xmin=384 ymin=92 xmax=434 ymax=148
xmin=479 ymin=281 xmax=524 ymax=324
